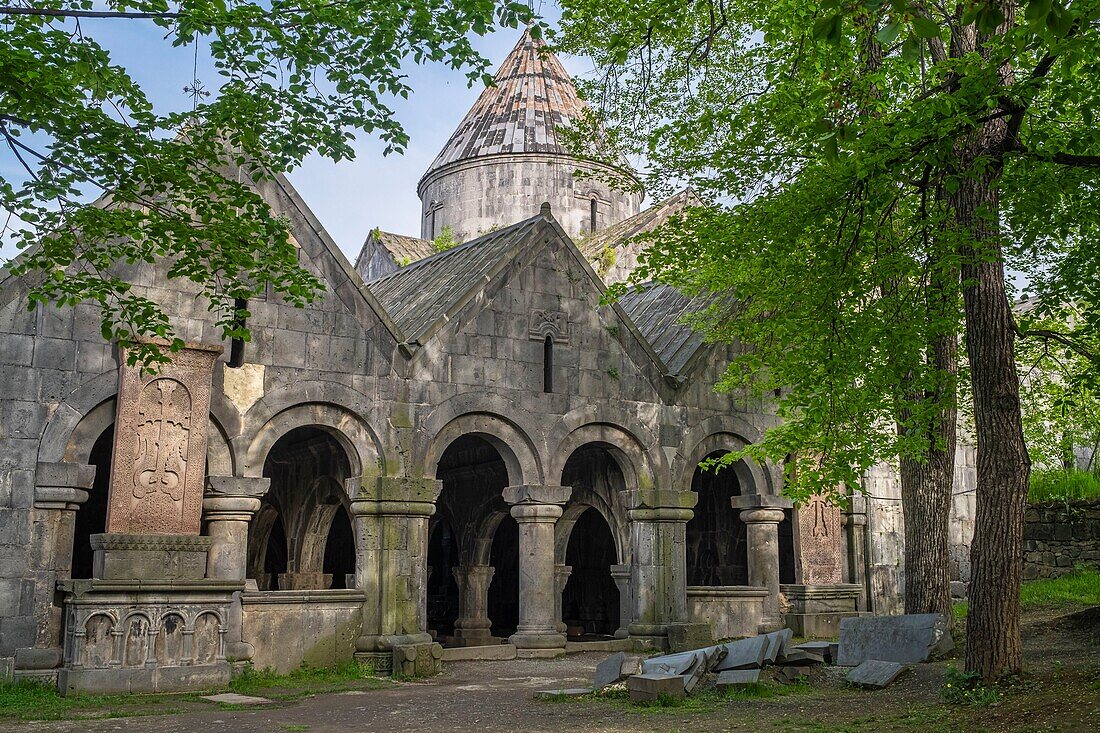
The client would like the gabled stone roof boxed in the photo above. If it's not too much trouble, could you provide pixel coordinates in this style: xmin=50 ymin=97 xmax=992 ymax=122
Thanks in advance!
xmin=366 ymin=215 xmax=543 ymax=343
xmin=420 ymin=28 xmax=588 ymax=183
xmin=581 ymin=189 xmax=701 ymax=260
xmin=367 ymin=230 xmax=435 ymax=266
xmin=617 ymin=281 xmax=717 ymax=376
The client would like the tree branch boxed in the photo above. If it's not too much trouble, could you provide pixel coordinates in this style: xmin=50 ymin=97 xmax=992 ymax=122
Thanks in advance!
xmin=0 ymin=7 xmax=179 ymax=19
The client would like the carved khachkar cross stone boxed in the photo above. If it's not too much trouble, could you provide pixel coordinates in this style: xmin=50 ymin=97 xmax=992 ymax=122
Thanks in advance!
xmin=106 ymin=344 xmax=221 ymax=535
xmin=797 ymin=493 xmax=843 ymax=584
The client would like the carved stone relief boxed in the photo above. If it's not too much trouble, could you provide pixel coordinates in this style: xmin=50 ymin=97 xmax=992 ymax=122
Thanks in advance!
xmin=106 ymin=344 xmax=221 ymax=535
xmin=528 ymin=309 xmax=570 ymax=344
xmin=797 ymin=494 xmax=843 ymax=585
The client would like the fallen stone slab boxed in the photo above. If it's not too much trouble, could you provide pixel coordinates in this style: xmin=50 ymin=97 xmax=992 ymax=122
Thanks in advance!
xmin=594 ymin=651 xmax=627 ymax=689
xmin=845 ymin=660 xmax=908 ymax=689
xmin=200 ymin=693 xmax=274 ymax=706
xmin=763 ymin=628 xmax=793 ymax=664
xmin=534 ymin=688 xmax=594 ymax=699
xmin=640 ymin=648 xmax=705 ymax=675
xmin=773 ymin=665 xmax=806 ymax=685
xmin=713 ymin=635 xmax=769 ymax=671
xmin=836 ymin=614 xmax=953 ymax=666
xmin=775 ymin=649 xmax=825 ymax=666
xmin=793 ymin=640 xmax=835 ymax=664
xmin=682 ymin=655 xmax=707 ymax=694
xmin=627 ymin=673 xmax=687 ymax=702
xmin=715 ymin=669 xmax=761 ymax=689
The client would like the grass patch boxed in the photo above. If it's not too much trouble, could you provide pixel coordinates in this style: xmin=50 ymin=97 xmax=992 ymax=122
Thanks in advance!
xmin=0 ymin=679 xmax=182 ymax=722
xmin=1020 ymin=567 xmax=1100 ymax=609
xmin=1029 ymin=469 xmax=1100 ymax=503
xmin=952 ymin=567 xmax=1100 ymax=620
xmin=228 ymin=660 xmax=392 ymax=700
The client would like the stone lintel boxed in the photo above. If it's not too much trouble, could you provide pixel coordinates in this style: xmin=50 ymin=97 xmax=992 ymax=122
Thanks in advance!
xmin=348 ymin=476 xmax=442 ymax=506
xmin=205 ymin=475 xmax=270 ymax=498
xmin=730 ymin=493 xmax=793 ymax=510
xmin=502 ymin=484 xmax=571 ymax=506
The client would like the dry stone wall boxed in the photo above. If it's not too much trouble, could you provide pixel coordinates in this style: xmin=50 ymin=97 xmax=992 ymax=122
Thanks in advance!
xmin=1023 ymin=501 xmax=1100 ymax=580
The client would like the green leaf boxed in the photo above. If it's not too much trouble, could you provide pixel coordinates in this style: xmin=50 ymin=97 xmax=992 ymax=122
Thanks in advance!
xmin=875 ymin=21 xmax=902 ymax=46
xmin=813 ymin=13 xmax=844 ymax=44
xmin=910 ymin=16 xmax=940 ymax=39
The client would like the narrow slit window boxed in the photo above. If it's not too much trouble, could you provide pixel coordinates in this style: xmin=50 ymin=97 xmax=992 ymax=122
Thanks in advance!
xmin=428 ymin=208 xmax=437 ymax=240
xmin=228 ymin=297 xmax=248 ymax=368
xmin=590 ymin=197 xmax=598 ymax=232
xmin=543 ymin=335 xmax=554 ymax=393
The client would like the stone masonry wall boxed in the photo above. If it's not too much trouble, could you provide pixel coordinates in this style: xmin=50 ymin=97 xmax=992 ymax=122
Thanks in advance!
xmin=1023 ymin=501 xmax=1100 ymax=580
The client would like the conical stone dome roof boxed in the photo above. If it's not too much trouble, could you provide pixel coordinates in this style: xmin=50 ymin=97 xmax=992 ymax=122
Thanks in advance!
xmin=421 ymin=28 xmax=588 ymax=183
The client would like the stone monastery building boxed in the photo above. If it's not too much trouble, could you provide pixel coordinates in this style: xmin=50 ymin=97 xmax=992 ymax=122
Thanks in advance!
xmin=0 ymin=30 xmax=953 ymax=693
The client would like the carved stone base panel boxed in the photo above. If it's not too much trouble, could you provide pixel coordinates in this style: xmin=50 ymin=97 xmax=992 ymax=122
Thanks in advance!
xmin=780 ymin=583 xmax=866 ymax=639
xmin=354 ymin=651 xmax=393 ymax=676
xmin=90 ymin=533 xmax=212 ymax=581
xmin=57 ymin=578 xmax=241 ymax=695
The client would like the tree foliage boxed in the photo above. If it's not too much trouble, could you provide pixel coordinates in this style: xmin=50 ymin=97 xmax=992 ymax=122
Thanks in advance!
xmin=0 ymin=0 xmax=536 ymax=365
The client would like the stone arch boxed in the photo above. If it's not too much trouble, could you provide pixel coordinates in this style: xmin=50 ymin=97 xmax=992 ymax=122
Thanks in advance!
xmin=423 ymin=412 xmax=542 ymax=486
xmin=548 ymin=406 xmax=666 ymax=490
xmin=240 ymin=380 xmax=394 ymax=478
xmin=297 ymin=476 xmax=352 ymax=575
xmin=470 ymin=509 xmax=510 ymax=566
xmin=242 ymin=401 xmax=382 ymax=481
xmin=675 ymin=416 xmax=778 ymax=495
xmin=554 ymin=485 xmax=625 ymax=566
xmin=248 ymin=501 xmax=284 ymax=584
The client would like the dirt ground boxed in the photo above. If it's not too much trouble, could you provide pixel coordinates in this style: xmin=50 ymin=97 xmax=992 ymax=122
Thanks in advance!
xmin=6 ymin=607 xmax=1098 ymax=733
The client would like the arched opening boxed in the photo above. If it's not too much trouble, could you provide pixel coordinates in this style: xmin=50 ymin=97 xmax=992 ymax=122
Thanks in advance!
xmin=322 ymin=506 xmax=354 ymax=589
xmin=561 ymin=508 xmax=618 ymax=638
xmin=543 ymin=335 xmax=554 ymax=393
xmin=426 ymin=519 xmax=461 ymax=637
xmin=686 ymin=451 xmax=748 ymax=585
xmin=559 ymin=443 xmax=624 ymax=638
xmin=779 ymin=510 xmax=796 ymax=584
xmin=72 ymin=425 xmax=113 ymax=580
xmin=250 ymin=426 xmax=353 ymax=590
xmin=487 ymin=515 xmax=519 ymax=636
xmin=434 ymin=434 xmax=517 ymax=642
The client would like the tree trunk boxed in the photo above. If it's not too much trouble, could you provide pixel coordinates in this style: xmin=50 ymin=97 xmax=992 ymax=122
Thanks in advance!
xmin=956 ymin=158 xmax=1031 ymax=683
xmin=898 ymin=329 xmax=957 ymax=619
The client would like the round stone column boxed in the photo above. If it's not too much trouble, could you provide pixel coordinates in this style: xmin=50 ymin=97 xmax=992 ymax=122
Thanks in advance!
xmin=203 ymin=476 xmax=268 ymax=663
xmin=609 ymin=564 xmax=632 ymax=639
xmin=502 ymin=484 xmax=571 ymax=656
xmin=739 ymin=506 xmax=786 ymax=632
xmin=452 ymin=564 xmax=495 ymax=647
xmin=553 ymin=564 xmax=572 ymax=635
xmin=624 ymin=488 xmax=697 ymax=648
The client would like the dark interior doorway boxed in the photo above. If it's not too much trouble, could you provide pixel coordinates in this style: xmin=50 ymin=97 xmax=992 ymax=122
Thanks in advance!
xmin=561 ymin=507 xmax=618 ymax=637
xmin=686 ymin=451 xmax=748 ymax=585
xmin=72 ymin=425 xmax=113 ymax=580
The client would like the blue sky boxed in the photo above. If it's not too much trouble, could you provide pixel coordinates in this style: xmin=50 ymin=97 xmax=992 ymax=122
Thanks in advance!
xmin=0 ymin=3 xmax=586 ymax=262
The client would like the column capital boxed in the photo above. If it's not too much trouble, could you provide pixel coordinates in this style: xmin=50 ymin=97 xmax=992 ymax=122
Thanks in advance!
xmin=502 ymin=484 xmax=571 ymax=506
xmin=739 ymin=507 xmax=786 ymax=524
xmin=624 ymin=488 xmax=696 ymax=521
xmin=730 ymin=493 xmax=793 ymax=510
xmin=34 ymin=462 xmax=95 ymax=510
xmin=349 ymin=476 xmax=442 ymax=517
xmin=205 ymin=475 xmax=270 ymax=498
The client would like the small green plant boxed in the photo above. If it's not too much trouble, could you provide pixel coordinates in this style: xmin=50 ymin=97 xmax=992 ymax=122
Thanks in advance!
xmin=606 ymin=366 xmax=620 ymax=379
xmin=605 ymin=324 xmax=620 ymax=337
xmin=433 ymin=225 xmax=459 ymax=252
xmin=941 ymin=666 xmax=1001 ymax=706
xmin=597 ymin=244 xmax=617 ymax=276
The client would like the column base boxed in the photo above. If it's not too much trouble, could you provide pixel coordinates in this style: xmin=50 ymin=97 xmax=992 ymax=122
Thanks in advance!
xmin=353 ymin=651 xmax=393 ymax=676
xmin=453 ymin=629 xmax=496 ymax=647
xmin=757 ymin=615 xmax=785 ymax=634
xmin=508 ymin=631 xmax=566 ymax=650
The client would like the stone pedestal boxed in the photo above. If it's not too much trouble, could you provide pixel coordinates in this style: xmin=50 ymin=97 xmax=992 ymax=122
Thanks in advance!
xmin=352 ymin=476 xmax=442 ymax=674
xmin=91 ymin=534 xmax=212 ymax=580
xmin=625 ymin=488 xmax=697 ymax=649
xmin=452 ymin=565 xmax=495 ymax=647
xmin=780 ymin=583 xmax=865 ymax=638
xmin=733 ymin=497 xmax=790 ymax=633
xmin=610 ymin=564 xmax=632 ymax=639
xmin=502 ymin=484 xmax=571 ymax=655
xmin=16 ymin=462 xmax=95 ymax=678
xmin=203 ymin=476 xmax=267 ymax=662
xmin=554 ymin=564 xmax=572 ymax=635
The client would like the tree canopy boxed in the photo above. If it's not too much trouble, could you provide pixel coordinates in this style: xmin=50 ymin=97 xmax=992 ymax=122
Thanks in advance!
xmin=0 ymin=0 xmax=537 ymax=365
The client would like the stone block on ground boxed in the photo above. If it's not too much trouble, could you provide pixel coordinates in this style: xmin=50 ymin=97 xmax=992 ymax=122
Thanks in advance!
xmin=665 ymin=621 xmax=714 ymax=652
xmin=627 ymin=673 xmax=688 ymax=702
xmin=845 ymin=660 xmax=908 ymax=689
xmin=534 ymin=688 xmax=594 ymax=699
xmin=773 ymin=665 xmax=807 ymax=685
xmin=775 ymin=649 xmax=825 ymax=666
xmin=794 ymin=641 xmax=836 ymax=664
xmin=715 ymin=669 xmax=761 ymax=689
xmin=594 ymin=651 xmax=626 ymax=689
xmin=836 ymin=614 xmax=952 ymax=666
xmin=713 ymin=635 xmax=769 ymax=671
xmin=763 ymin=628 xmax=793 ymax=664
xmin=200 ymin=693 xmax=274 ymax=705
xmin=392 ymin=642 xmax=443 ymax=678
xmin=641 ymin=649 xmax=704 ymax=675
